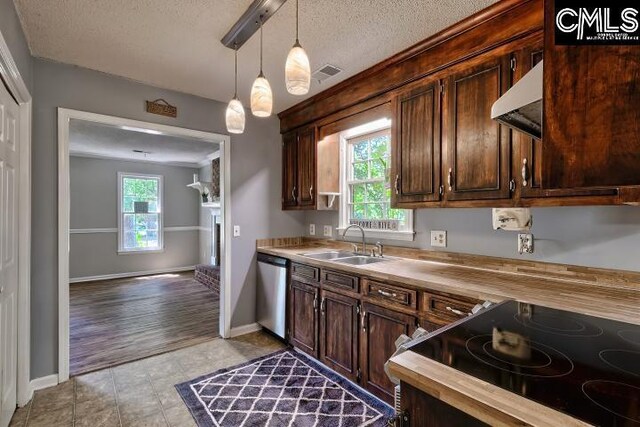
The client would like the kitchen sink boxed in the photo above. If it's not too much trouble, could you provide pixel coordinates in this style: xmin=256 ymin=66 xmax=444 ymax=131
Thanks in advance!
xmin=331 ymin=256 xmax=389 ymax=265
xmin=301 ymin=251 xmax=355 ymax=260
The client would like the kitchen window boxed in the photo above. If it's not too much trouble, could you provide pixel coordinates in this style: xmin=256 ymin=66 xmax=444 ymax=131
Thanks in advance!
xmin=339 ymin=124 xmax=414 ymax=241
xmin=117 ymin=173 xmax=163 ymax=253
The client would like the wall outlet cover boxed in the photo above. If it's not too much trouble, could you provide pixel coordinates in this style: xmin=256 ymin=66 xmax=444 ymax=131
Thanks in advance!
xmin=323 ymin=225 xmax=333 ymax=237
xmin=233 ymin=225 xmax=241 ymax=237
xmin=309 ymin=224 xmax=316 ymax=236
xmin=431 ymin=230 xmax=447 ymax=247
xmin=518 ymin=233 xmax=534 ymax=254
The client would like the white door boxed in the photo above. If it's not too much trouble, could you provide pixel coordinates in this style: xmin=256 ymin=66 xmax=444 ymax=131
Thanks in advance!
xmin=0 ymin=82 xmax=19 ymax=427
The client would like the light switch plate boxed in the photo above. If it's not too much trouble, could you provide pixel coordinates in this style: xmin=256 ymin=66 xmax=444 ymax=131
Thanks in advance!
xmin=518 ymin=233 xmax=534 ymax=254
xmin=431 ymin=230 xmax=447 ymax=247
xmin=323 ymin=225 xmax=333 ymax=237
xmin=233 ymin=225 xmax=241 ymax=237
xmin=309 ymin=224 xmax=316 ymax=236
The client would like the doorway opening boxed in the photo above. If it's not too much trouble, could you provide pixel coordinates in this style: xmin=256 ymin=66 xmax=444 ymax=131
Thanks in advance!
xmin=58 ymin=109 xmax=231 ymax=380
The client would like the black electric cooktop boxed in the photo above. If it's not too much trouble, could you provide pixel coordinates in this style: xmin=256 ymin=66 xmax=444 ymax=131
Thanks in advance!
xmin=408 ymin=300 xmax=640 ymax=426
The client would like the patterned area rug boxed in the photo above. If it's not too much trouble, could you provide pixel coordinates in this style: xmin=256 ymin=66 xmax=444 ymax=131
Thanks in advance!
xmin=176 ymin=349 xmax=394 ymax=426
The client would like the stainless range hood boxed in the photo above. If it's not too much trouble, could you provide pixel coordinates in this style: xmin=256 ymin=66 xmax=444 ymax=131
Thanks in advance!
xmin=491 ymin=60 xmax=543 ymax=140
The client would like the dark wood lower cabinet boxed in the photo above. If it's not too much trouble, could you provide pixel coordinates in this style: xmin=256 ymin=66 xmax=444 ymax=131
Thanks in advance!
xmin=319 ymin=290 xmax=359 ymax=381
xmin=401 ymin=382 xmax=488 ymax=427
xmin=289 ymin=280 xmax=319 ymax=358
xmin=361 ymin=303 xmax=417 ymax=404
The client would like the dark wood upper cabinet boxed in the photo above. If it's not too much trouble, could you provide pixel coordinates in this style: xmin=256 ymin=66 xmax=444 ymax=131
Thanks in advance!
xmin=282 ymin=126 xmax=317 ymax=210
xmin=443 ymin=52 xmax=512 ymax=201
xmin=319 ymin=290 xmax=359 ymax=381
xmin=543 ymin=1 xmax=640 ymax=191
xmin=297 ymin=127 xmax=316 ymax=207
xmin=282 ymin=131 xmax=298 ymax=209
xmin=392 ymin=75 xmax=442 ymax=207
xmin=289 ymin=280 xmax=319 ymax=358
xmin=360 ymin=302 xmax=416 ymax=404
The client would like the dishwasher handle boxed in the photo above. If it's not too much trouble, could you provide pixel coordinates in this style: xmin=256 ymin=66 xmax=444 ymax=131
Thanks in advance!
xmin=257 ymin=253 xmax=288 ymax=267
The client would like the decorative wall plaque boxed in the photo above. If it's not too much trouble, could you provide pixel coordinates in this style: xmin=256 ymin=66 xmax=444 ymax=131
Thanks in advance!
xmin=145 ymin=99 xmax=177 ymax=118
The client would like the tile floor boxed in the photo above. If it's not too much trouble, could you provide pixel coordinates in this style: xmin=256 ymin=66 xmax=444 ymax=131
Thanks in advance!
xmin=10 ymin=332 xmax=285 ymax=427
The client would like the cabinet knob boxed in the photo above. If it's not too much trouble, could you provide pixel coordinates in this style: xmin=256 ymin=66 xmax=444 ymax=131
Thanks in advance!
xmin=521 ymin=158 xmax=529 ymax=187
xmin=447 ymin=168 xmax=453 ymax=191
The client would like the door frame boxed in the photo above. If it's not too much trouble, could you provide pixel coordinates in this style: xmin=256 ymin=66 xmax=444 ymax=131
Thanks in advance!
xmin=0 ymin=31 xmax=33 ymax=406
xmin=57 ymin=108 xmax=232 ymax=382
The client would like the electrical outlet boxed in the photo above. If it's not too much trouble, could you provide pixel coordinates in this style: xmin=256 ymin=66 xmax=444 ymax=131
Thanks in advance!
xmin=430 ymin=230 xmax=447 ymax=247
xmin=323 ymin=225 xmax=333 ymax=237
xmin=233 ymin=225 xmax=241 ymax=237
xmin=518 ymin=233 xmax=534 ymax=254
xmin=309 ymin=224 xmax=316 ymax=236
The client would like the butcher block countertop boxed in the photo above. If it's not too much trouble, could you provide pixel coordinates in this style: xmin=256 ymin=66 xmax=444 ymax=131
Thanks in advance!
xmin=258 ymin=238 xmax=639 ymax=426
xmin=258 ymin=239 xmax=640 ymax=325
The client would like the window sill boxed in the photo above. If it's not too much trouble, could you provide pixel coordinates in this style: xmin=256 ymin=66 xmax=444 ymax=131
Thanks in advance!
xmin=336 ymin=227 xmax=415 ymax=242
xmin=118 ymin=248 xmax=165 ymax=255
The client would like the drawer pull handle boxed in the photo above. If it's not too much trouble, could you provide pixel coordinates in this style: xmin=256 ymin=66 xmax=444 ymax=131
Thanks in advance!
xmin=446 ymin=306 xmax=465 ymax=316
xmin=361 ymin=311 xmax=367 ymax=331
xmin=320 ymin=297 xmax=325 ymax=315
xmin=377 ymin=289 xmax=397 ymax=298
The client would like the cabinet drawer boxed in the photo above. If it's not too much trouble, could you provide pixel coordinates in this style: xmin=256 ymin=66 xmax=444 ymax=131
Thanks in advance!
xmin=422 ymin=292 xmax=478 ymax=322
xmin=291 ymin=263 xmax=320 ymax=283
xmin=321 ymin=269 xmax=359 ymax=293
xmin=363 ymin=279 xmax=417 ymax=310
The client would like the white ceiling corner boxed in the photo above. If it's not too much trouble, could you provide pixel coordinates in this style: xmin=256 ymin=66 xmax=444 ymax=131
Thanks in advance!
xmin=14 ymin=0 xmax=498 ymax=113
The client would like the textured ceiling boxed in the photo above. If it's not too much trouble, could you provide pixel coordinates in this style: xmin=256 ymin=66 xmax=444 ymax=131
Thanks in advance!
xmin=70 ymin=119 xmax=219 ymax=167
xmin=14 ymin=0 xmax=497 ymax=113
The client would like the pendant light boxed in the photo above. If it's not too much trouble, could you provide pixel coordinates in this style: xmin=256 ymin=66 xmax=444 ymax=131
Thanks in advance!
xmin=285 ymin=0 xmax=311 ymax=95
xmin=225 ymin=45 xmax=245 ymax=134
xmin=250 ymin=17 xmax=273 ymax=117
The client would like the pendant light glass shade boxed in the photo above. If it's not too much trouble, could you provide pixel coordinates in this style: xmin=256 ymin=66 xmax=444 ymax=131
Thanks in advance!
xmin=226 ymin=98 xmax=245 ymax=134
xmin=251 ymin=18 xmax=273 ymax=117
xmin=286 ymin=0 xmax=310 ymax=95
xmin=226 ymin=46 xmax=245 ymax=134
xmin=285 ymin=43 xmax=310 ymax=95
xmin=250 ymin=73 xmax=273 ymax=117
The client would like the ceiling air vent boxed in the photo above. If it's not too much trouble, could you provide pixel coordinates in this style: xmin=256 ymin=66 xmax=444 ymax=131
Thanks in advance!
xmin=312 ymin=64 xmax=342 ymax=83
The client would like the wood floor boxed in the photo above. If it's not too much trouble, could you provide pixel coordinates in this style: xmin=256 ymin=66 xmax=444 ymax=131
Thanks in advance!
xmin=70 ymin=271 xmax=219 ymax=376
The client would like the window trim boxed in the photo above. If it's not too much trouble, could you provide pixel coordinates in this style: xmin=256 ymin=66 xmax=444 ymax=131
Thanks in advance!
xmin=338 ymin=126 xmax=414 ymax=242
xmin=117 ymin=172 xmax=164 ymax=254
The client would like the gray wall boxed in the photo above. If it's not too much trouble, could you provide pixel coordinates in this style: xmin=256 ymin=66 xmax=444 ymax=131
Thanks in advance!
xmin=69 ymin=156 xmax=200 ymax=279
xmin=305 ymin=206 xmax=640 ymax=272
xmin=0 ymin=0 xmax=32 ymax=90
xmin=31 ymin=58 xmax=305 ymax=379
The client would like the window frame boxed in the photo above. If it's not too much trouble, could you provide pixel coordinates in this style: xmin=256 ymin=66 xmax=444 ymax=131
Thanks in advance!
xmin=338 ymin=125 xmax=414 ymax=242
xmin=117 ymin=172 xmax=164 ymax=254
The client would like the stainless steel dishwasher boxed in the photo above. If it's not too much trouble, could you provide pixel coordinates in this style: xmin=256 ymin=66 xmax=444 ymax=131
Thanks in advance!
xmin=256 ymin=253 xmax=288 ymax=339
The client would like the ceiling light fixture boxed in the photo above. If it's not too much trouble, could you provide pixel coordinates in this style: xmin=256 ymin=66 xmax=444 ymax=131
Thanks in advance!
xmin=250 ymin=16 xmax=273 ymax=117
xmin=226 ymin=44 xmax=246 ymax=134
xmin=285 ymin=0 xmax=310 ymax=95
xmin=121 ymin=126 xmax=163 ymax=135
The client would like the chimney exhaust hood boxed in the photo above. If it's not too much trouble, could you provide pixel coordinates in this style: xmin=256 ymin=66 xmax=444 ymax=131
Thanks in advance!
xmin=491 ymin=60 xmax=543 ymax=140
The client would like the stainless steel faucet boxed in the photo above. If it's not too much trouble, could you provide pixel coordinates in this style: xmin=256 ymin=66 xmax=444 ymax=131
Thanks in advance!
xmin=342 ymin=224 xmax=366 ymax=255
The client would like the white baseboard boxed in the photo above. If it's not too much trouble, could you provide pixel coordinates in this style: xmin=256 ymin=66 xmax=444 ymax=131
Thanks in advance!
xmin=29 ymin=374 xmax=59 ymax=392
xmin=70 ymin=266 xmax=196 ymax=283
xmin=229 ymin=323 xmax=262 ymax=338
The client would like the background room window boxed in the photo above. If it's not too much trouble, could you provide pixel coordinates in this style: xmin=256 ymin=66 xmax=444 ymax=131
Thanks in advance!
xmin=118 ymin=173 xmax=163 ymax=253
xmin=340 ymin=126 xmax=414 ymax=241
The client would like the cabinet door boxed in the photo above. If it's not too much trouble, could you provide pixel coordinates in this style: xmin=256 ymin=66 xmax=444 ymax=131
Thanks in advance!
xmin=297 ymin=127 xmax=316 ymax=208
xmin=443 ymin=53 xmax=512 ymax=201
xmin=289 ymin=280 xmax=318 ymax=358
xmin=392 ymin=76 xmax=442 ymax=207
xmin=516 ymin=46 xmax=544 ymax=198
xmin=360 ymin=303 xmax=416 ymax=403
xmin=319 ymin=290 xmax=359 ymax=381
xmin=282 ymin=131 xmax=298 ymax=209
xmin=543 ymin=3 xmax=640 ymax=190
